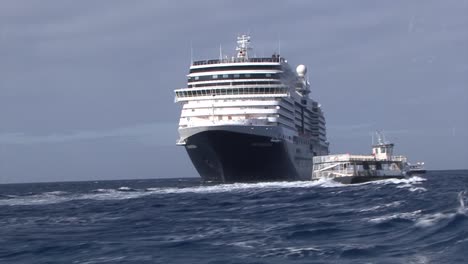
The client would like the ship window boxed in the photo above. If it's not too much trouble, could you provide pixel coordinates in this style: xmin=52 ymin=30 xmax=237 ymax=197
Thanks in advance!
xmin=245 ymin=74 xmax=251 ymax=78
xmin=234 ymin=74 xmax=240 ymax=78
xmin=222 ymin=74 xmax=229 ymax=78
xmin=213 ymin=75 xmax=218 ymax=79
xmin=194 ymin=76 xmax=199 ymax=80
xmin=381 ymin=147 xmax=386 ymax=153
xmin=265 ymin=73 xmax=271 ymax=77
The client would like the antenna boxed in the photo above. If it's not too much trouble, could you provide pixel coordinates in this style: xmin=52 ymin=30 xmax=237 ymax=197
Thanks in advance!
xmin=219 ymin=44 xmax=222 ymax=61
xmin=190 ymin=41 xmax=193 ymax=65
xmin=278 ymin=32 xmax=281 ymax=57
xmin=278 ymin=39 xmax=281 ymax=57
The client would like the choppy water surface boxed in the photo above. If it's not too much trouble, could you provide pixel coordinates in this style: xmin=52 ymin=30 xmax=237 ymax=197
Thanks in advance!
xmin=0 ymin=170 xmax=467 ymax=263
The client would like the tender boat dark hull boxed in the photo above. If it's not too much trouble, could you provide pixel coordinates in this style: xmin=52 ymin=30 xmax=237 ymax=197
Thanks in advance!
xmin=406 ymin=170 xmax=427 ymax=176
xmin=332 ymin=175 xmax=406 ymax=184
xmin=184 ymin=130 xmax=301 ymax=182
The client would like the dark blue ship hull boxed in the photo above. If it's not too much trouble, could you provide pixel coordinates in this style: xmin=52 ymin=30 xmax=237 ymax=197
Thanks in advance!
xmin=184 ymin=130 xmax=301 ymax=183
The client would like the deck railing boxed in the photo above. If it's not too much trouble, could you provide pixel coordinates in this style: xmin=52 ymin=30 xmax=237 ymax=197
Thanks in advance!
xmin=313 ymin=154 xmax=407 ymax=164
xmin=192 ymin=57 xmax=284 ymax=66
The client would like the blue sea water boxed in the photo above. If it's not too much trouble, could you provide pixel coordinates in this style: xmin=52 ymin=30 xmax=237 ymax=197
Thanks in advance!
xmin=0 ymin=171 xmax=467 ymax=263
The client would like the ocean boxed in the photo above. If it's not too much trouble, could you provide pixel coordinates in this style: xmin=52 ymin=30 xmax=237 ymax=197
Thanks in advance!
xmin=0 ymin=170 xmax=467 ymax=264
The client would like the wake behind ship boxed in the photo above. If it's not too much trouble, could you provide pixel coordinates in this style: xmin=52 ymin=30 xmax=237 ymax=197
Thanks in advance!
xmin=175 ymin=35 xmax=329 ymax=182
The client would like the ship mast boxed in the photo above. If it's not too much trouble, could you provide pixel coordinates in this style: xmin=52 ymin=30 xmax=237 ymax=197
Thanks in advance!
xmin=236 ymin=34 xmax=252 ymax=60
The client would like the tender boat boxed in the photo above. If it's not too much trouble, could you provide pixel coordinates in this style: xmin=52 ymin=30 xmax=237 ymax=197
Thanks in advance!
xmin=405 ymin=162 xmax=427 ymax=175
xmin=312 ymin=133 xmax=409 ymax=184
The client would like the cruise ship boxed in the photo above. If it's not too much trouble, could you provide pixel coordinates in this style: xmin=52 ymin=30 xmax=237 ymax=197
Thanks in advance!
xmin=175 ymin=35 xmax=329 ymax=182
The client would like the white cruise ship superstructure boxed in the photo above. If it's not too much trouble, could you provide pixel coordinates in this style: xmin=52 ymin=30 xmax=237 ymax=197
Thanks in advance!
xmin=175 ymin=35 xmax=329 ymax=182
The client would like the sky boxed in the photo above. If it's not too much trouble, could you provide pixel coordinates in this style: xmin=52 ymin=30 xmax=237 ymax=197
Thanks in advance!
xmin=0 ymin=0 xmax=467 ymax=183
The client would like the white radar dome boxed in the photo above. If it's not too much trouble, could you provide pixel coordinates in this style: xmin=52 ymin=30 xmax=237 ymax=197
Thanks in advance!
xmin=296 ymin=64 xmax=307 ymax=77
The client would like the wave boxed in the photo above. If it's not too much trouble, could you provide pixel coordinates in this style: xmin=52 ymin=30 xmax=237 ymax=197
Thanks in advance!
xmin=259 ymin=246 xmax=324 ymax=259
xmin=147 ymin=178 xmax=344 ymax=195
xmin=0 ymin=176 xmax=431 ymax=207
xmin=351 ymin=176 xmax=426 ymax=187
xmin=458 ymin=190 xmax=466 ymax=214
xmin=369 ymin=210 xmax=423 ymax=224
xmin=369 ymin=191 xmax=468 ymax=228
xmin=117 ymin=186 xmax=138 ymax=192
xmin=414 ymin=191 xmax=467 ymax=228
xmin=0 ymin=192 xmax=72 ymax=206
xmin=358 ymin=201 xmax=403 ymax=212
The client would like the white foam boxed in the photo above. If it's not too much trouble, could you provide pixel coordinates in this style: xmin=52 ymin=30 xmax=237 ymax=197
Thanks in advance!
xmin=414 ymin=212 xmax=455 ymax=227
xmin=229 ymin=241 xmax=262 ymax=249
xmin=369 ymin=210 xmax=422 ymax=223
xmin=0 ymin=187 xmax=154 ymax=206
xmin=147 ymin=179 xmax=344 ymax=195
xmin=260 ymin=246 xmax=322 ymax=258
xmin=410 ymin=191 xmax=467 ymax=227
xmin=117 ymin=186 xmax=137 ymax=192
xmin=373 ymin=176 xmax=426 ymax=185
xmin=0 ymin=179 xmax=346 ymax=206
xmin=358 ymin=201 xmax=402 ymax=212
xmin=409 ymin=187 xmax=427 ymax=192
xmin=407 ymin=254 xmax=431 ymax=264
xmin=44 ymin=191 xmax=68 ymax=195
xmin=370 ymin=205 xmax=462 ymax=227
xmin=93 ymin=188 xmax=114 ymax=193
xmin=0 ymin=193 xmax=71 ymax=206
xmin=458 ymin=190 xmax=467 ymax=214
